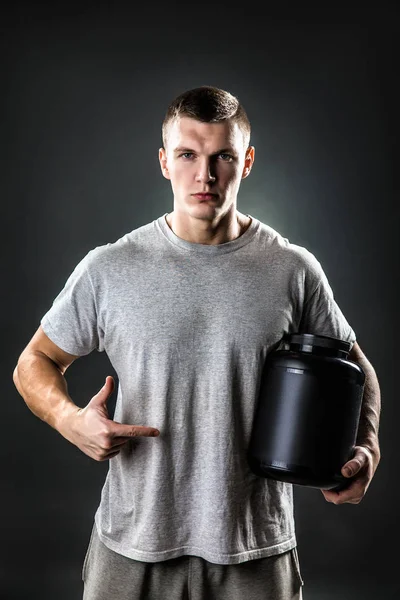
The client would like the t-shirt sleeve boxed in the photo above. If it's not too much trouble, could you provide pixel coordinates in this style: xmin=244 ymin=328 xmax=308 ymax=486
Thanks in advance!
xmin=297 ymin=250 xmax=356 ymax=349
xmin=40 ymin=249 xmax=105 ymax=356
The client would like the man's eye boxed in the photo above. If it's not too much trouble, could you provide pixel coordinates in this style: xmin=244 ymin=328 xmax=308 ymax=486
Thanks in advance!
xmin=179 ymin=153 xmax=233 ymax=161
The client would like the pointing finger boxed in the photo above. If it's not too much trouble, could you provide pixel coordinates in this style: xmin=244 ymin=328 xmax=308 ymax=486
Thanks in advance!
xmin=111 ymin=423 xmax=160 ymax=438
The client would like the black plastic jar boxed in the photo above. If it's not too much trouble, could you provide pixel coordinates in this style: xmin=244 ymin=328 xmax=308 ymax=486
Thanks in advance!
xmin=247 ymin=333 xmax=365 ymax=490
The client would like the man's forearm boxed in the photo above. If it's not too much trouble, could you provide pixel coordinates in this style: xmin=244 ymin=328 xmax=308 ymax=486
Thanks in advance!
xmin=13 ymin=352 xmax=79 ymax=433
xmin=355 ymin=356 xmax=381 ymax=460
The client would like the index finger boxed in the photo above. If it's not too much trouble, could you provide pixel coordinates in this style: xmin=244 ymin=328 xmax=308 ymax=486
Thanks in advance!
xmin=111 ymin=422 xmax=160 ymax=438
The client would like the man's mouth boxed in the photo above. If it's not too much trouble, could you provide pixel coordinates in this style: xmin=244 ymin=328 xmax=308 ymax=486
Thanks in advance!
xmin=193 ymin=193 xmax=218 ymax=200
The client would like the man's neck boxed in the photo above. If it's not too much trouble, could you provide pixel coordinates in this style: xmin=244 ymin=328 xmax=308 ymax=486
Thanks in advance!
xmin=165 ymin=211 xmax=251 ymax=245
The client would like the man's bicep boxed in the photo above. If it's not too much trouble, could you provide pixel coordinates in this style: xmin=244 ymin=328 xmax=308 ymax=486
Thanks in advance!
xmin=21 ymin=325 xmax=80 ymax=374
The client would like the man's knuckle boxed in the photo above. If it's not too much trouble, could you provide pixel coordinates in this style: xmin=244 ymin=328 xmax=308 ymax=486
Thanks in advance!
xmin=99 ymin=432 xmax=112 ymax=444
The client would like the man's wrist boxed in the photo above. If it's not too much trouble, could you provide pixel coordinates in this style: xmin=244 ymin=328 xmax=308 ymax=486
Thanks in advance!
xmin=54 ymin=400 xmax=81 ymax=438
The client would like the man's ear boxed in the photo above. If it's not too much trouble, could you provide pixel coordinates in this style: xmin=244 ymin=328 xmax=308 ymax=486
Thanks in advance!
xmin=159 ymin=147 xmax=171 ymax=180
xmin=242 ymin=146 xmax=255 ymax=179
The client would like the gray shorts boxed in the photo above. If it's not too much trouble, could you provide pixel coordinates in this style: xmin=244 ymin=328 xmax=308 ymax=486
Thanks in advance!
xmin=82 ymin=523 xmax=304 ymax=600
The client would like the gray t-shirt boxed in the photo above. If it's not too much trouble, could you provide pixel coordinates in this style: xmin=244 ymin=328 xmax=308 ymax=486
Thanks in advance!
xmin=40 ymin=212 xmax=356 ymax=565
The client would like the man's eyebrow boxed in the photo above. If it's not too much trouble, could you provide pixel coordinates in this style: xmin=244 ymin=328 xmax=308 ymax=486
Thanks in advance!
xmin=173 ymin=146 xmax=237 ymax=155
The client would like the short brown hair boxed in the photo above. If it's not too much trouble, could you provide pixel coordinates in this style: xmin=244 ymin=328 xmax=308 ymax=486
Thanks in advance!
xmin=162 ymin=86 xmax=251 ymax=153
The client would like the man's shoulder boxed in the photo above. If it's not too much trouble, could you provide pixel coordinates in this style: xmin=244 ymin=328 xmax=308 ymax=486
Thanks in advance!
xmin=257 ymin=219 xmax=318 ymax=268
xmin=84 ymin=219 xmax=158 ymax=267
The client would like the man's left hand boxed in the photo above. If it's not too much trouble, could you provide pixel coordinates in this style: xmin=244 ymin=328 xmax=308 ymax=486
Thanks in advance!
xmin=321 ymin=445 xmax=380 ymax=505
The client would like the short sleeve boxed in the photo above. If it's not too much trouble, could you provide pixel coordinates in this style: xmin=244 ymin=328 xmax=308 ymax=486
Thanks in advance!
xmin=298 ymin=251 xmax=356 ymax=349
xmin=40 ymin=249 xmax=105 ymax=356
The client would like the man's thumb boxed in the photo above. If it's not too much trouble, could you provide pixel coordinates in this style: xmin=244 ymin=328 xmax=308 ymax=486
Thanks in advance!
xmin=93 ymin=376 xmax=115 ymax=403
xmin=342 ymin=456 xmax=362 ymax=478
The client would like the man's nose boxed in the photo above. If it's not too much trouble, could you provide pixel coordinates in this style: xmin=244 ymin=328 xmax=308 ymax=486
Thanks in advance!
xmin=196 ymin=159 xmax=216 ymax=182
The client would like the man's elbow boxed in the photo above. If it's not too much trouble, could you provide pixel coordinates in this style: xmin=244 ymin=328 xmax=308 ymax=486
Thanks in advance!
xmin=13 ymin=365 xmax=23 ymax=394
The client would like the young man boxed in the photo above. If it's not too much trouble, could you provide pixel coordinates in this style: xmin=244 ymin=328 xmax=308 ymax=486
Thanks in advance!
xmin=13 ymin=86 xmax=381 ymax=600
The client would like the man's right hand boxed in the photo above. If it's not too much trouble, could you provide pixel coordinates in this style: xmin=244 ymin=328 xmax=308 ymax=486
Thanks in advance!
xmin=61 ymin=376 xmax=160 ymax=461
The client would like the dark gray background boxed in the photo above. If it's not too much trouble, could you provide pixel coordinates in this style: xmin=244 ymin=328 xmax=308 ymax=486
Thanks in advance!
xmin=3 ymin=2 xmax=398 ymax=599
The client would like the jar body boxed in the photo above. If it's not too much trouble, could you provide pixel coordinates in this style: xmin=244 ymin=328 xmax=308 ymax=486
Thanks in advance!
xmin=247 ymin=334 xmax=365 ymax=490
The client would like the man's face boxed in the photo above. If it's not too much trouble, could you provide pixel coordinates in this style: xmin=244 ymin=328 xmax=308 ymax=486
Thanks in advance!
xmin=159 ymin=116 xmax=254 ymax=221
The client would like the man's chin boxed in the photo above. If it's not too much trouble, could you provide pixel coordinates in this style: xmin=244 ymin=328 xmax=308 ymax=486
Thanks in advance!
xmin=188 ymin=205 xmax=220 ymax=220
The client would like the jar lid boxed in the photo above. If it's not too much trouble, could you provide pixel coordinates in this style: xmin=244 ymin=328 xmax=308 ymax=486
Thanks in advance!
xmin=284 ymin=333 xmax=351 ymax=354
